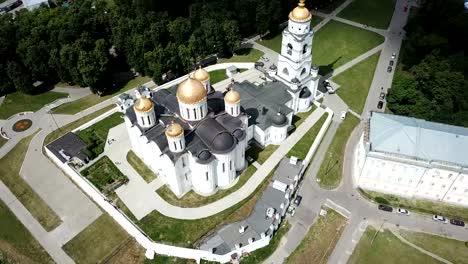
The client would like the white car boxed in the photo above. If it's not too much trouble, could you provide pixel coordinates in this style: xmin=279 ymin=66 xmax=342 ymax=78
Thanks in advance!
xmin=391 ymin=52 xmax=396 ymax=59
xmin=397 ymin=208 xmax=410 ymax=216
xmin=340 ymin=111 xmax=347 ymax=120
xmin=432 ymin=214 xmax=448 ymax=223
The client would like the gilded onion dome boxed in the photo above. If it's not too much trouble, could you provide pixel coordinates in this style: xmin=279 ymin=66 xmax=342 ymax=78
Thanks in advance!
xmin=289 ymin=0 xmax=312 ymax=22
xmin=133 ymin=98 xmax=154 ymax=113
xmin=193 ymin=66 xmax=210 ymax=82
xmin=176 ymin=78 xmax=207 ymax=105
xmin=224 ymin=89 xmax=241 ymax=104
xmin=165 ymin=122 xmax=184 ymax=138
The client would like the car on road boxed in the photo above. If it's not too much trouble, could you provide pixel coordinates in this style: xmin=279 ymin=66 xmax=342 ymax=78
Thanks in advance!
xmin=254 ymin=61 xmax=264 ymax=68
xmin=261 ymin=56 xmax=270 ymax=62
xmin=397 ymin=208 xmax=410 ymax=215
xmin=432 ymin=214 xmax=448 ymax=223
xmin=391 ymin=52 xmax=396 ymax=59
xmin=389 ymin=60 xmax=394 ymax=66
xmin=379 ymin=92 xmax=386 ymax=100
xmin=377 ymin=100 xmax=384 ymax=109
xmin=340 ymin=111 xmax=347 ymax=120
xmin=387 ymin=66 xmax=393 ymax=73
xmin=378 ymin=204 xmax=393 ymax=212
xmin=294 ymin=195 xmax=302 ymax=206
xmin=450 ymin=219 xmax=465 ymax=227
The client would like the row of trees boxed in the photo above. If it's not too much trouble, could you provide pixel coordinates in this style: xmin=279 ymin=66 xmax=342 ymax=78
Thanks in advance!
xmin=387 ymin=0 xmax=468 ymax=126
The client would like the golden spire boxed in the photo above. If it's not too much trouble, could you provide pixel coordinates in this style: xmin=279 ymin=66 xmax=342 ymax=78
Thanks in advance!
xmin=289 ymin=0 xmax=312 ymax=22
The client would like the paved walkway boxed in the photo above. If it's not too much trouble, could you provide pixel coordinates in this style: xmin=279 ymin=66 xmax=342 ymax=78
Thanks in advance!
xmin=312 ymin=0 xmax=353 ymax=32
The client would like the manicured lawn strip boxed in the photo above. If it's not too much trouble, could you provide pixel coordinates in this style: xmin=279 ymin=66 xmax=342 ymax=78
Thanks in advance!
xmin=138 ymin=167 xmax=277 ymax=247
xmin=348 ymin=227 xmax=440 ymax=264
xmin=317 ymin=0 xmax=347 ymax=14
xmin=288 ymin=114 xmax=327 ymax=160
xmin=156 ymin=165 xmax=257 ymax=208
xmin=76 ymin=112 xmax=123 ymax=158
xmin=245 ymin=144 xmax=279 ymax=165
xmin=208 ymin=69 xmax=228 ymax=84
xmin=400 ymin=230 xmax=468 ymax=264
xmin=51 ymin=76 xmax=151 ymax=115
xmin=286 ymin=208 xmax=347 ymax=264
xmin=359 ymin=189 xmax=468 ymax=222
xmin=0 ymin=91 xmax=68 ymax=119
xmin=218 ymin=48 xmax=263 ymax=63
xmin=312 ymin=21 xmax=384 ymax=71
xmin=334 ymin=52 xmax=380 ymax=114
xmin=291 ymin=105 xmax=317 ymax=128
xmin=81 ymin=156 xmax=128 ymax=194
xmin=256 ymin=16 xmax=323 ymax=54
xmin=337 ymin=0 xmax=396 ymax=29
xmin=0 ymin=131 xmax=61 ymax=231
xmin=317 ymin=115 xmax=360 ymax=189
xmin=63 ymin=214 xmax=129 ymax=264
xmin=44 ymin=104 xmax=115 ymax=145
xmin=147 ymin=255 xmax=194 ymax=264
xmin=0 ymin=137 xmax=7 ymax=148
xmin=0 ymin=199 xmax=54 ymax=264
xmin=126 ymin=151 xmax=157 ymax=183
xmin=240 ymin=222 xmax=291 ymax=264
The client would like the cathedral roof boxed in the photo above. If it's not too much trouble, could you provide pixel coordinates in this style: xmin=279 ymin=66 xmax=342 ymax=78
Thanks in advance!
xmin=289 ymin=0 xmax=312 ymax=23
xmin=176 ymin=78 xmax=207 ymax=105
xmin=193 ymin=66 xmax=210 ymax=82
xmin=134 ymin=98 xmax=154 ymax=113
xmin=224 ymin=89 xmax=241 ymax=104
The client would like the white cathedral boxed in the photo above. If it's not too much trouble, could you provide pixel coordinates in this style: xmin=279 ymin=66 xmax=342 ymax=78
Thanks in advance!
xmin=117 ymin=0 xmax=320 ymax=198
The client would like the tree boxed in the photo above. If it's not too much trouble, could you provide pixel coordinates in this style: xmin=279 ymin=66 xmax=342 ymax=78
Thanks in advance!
xmin=223 ymin=20 xmax=240 ymax=53
xmin=255 ymin=0 xmax=271 ymax=35
xmin=6 ymin=61 xmax=33 ymax=94
xmin=168 ymin=17 xmax=191 ymax=44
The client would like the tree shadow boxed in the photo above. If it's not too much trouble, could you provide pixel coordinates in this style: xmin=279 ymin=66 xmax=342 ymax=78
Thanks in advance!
xmin=317 ymin=56 xmax=342 ymax=78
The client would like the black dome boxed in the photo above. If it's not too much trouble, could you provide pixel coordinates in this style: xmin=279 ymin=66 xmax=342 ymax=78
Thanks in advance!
xmin=233 ymin=129 xmax=245 ymax=140
xmin=291 ymin=77 xmax=299 ymax=83
xmin=300 ymin=87 xmax=311 ymax=98
xmin=197 ymin=150 xmax=212 ymax=161
xmin=212 ymin=132 xmax=235 ymax=152
xmin=272 ymin=113 xmax=287 ymax=126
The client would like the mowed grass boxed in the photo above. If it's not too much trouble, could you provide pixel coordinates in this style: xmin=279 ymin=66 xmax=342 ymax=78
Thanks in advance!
xmin=63 ymin=214 xmax=129 ymax=264
xmin=317 ymin=114 xmax=360 ymax=189
xmin=338 ymin=0 xmax=396 ymax=29
xmin=245 ymin=144 xmax=279 ymax=164
xmin=288 ymin=114 xmax=327 ymax=160
xmin=208 ymin=69 xmax=229 ymax=84
xmin=44 ymin=104 xmax=116 ymax=145
xmin=218 ymin=48 xmax=263 ymax=63
xmin=334 ymin=52 xmax=381 ymax=114
xmin=126 ymin=151 xmax=157 ymax=183
xmin=256 ymin=16 xmax=323 ymax=53
xmin=156 ymin=165 xmax=257 ymax=208
xmin=286 ymin=208 xmax=347 ymax=264
xmin=291 ymin=104 xmax=317 ymax=128
xmin=400 ymin=231 xmax=468 ymax=264
xmin=348 ymin=227 xmax=440 ymax=264
xmin=0 ymin=91 xmax=68 ymax=119
xmin=313 ymin=21 xmax=384 ymax=72
xmin=0 ymin=137 xmax=7 ymax=148
xmin=0 ymin=199 xmax=54 ymax=264
xmin=0 ymin=131 xmax=62 ymax=231
xmin=51 ymin=76 xmax=151 ymax=115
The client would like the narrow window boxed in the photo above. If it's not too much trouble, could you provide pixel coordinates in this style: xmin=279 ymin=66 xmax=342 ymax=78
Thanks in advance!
xmin=185 ymin=173 xmax=188 ymax=181
xmin=141 ymin=116 xmax=145 ymax=125
xmin=230 ymin=107 xmax=233 ymax=115
xmin=182 ymin=157 xmax=185 ymax=167
xmin=230 ymin=161 xmax=232 ymax=171
xmin=186 ymin=108 xmax=190 ymax=119
xmin=287 ymin=43 xmax=292 ymax=55
xmin=301 ymin=68 xmax=306 ymax=76
xmin=222 ymin=163 xmax=225 ymax=172
xmin=179 ymin=141 xmax=183 ymax=149
xmin=147 ymin=115 xmax=151 ymax=125
xmin=206 ymin=172 xmax=209 ymax=181
xmin=303 ymin=44 xmax=307 ymax=54
xmin=193 ymin=108 xmax=197 ymax=119
xmin=173 ymin=142 xmax=177 ymax=150
xmin=282 ymin=68 xmax=289 ymax=76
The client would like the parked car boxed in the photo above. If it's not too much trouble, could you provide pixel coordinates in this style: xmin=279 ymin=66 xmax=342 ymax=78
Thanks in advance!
xmin=340 ymin=111 xmax=347 ymax=120
xmin=391 ymin=52 xmax=396 ymax=59
xmin=294 ymin=195 xmax=303 ymax=206
xmin=432 ymin=214 xmax=448 ymax=223
xmin=378 ymin=204 xmax=393 ymax=212
xmin=379 ymin=92 xmax=386 ymax=100
xmin=389 ymin=60 xmax=394 ymax=66
xmin=387 ymin=66 xmax=393 ymax=73
xmin=377 ymin=100 xmax=384 ymax=109
xmin=450 ymin=219 xmax=465 ymax=227
xmin=397 ymin=208 xmax=410 ymax=215
xmin=254 ymin=61 xmax=264 ymax=68
xmin=327 ymin=84 xmax=335 ymax=94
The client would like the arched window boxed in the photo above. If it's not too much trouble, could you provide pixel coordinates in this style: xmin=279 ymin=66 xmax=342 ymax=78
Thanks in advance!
xmin=303 ymin=44 xmax=307 ymax=54
xmin=301 ymin=68 xmax=306 ymax=76
xmin=282 ymin=68 xmax=289 ymax=76
xmin=287 ymin=43 xmax=293 ymax=55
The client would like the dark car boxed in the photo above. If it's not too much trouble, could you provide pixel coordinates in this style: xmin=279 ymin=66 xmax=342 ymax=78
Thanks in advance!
xmin=254 ymin=61 xmax=264 ymax=68
xmin=450 ymin=219 xmax=465 ymax=227
xmin=377 ymin=100 xmax=384 ymax=109
xmin=379 ymin=92 xmax=386 ymax=100
xmin=387 ymin=66 xmax=393 ymax=73
xmin=389 ymin=60 xmax=394 ymax=66
xmin=294 ymin=195 xmax=302 ymax=206
xmin=378 ymin=204 xmax=393 ymax=212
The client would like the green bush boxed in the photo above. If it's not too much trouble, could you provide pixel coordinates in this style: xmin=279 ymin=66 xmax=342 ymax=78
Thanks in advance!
xmin=375 ymin=197 xmax=389 ymax=204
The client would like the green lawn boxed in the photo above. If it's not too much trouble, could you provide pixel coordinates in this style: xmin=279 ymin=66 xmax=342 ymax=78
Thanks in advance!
xmin=0 ymin=199 xmax=54 ymax=264
xmin=0 ymin=137 xmax=7 ymax=148
xmin=287 ymin=208 xmax=347 ymax=264
xmin=312 ymin=21 xmax=384 ymax=74
xmin=317 ymin=114 xmax=360 ymax=189
xmin=338 ymin=0 xmax=396 ymax=29
xmin=240 ymin=222 xmax=291 ymax=264
xmin=51 ymin=76 xmax=151 ymax=115
xmin=245 ymin=144 xmax=279 ymax=164
xmin=76 ymin=112 xmax=123 ymax=159
xmin=63 ymin=214 xmax=129 ymax=264
xmin=218 ymin=48 xmax=264 ymax=63
xmin=256 ymin=16 xmax=323 ymax=54
xmin=291 ymin=105 xmax=317 ymax=128
xmin=126 ymin=151 xmax=157 ymax=183
xmin=334 ymin=52 xmax=381 ymax=114
xmin=156 ymin=165 xmax=257 ymax=208
xmin=208 ymin=69 xmax=229 ymax=84
xmin=348 ymin=227 xmax=440 ymax=264
xmin=318 ymin=0 xmax=347 ymax=14
xmin=81 ymin=156 xmax=128 ymax=195
xmin=44 ymin=104 xmax=116 ymax=146
xmin=288 ymin=114 xmax=327 ymax=160
xmin=0 ymin=131 xmax=62 ymax=231
xmin=360 ymin=189 xmax=468 ymax=222
xmin=0 ymin=91 xmax=68 ymax=119
xmin=400 ymin=231 xmax=468 ymax=264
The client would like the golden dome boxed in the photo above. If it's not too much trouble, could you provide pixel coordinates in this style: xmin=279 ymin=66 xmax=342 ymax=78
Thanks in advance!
xmin=193 ymin=66 xmax=210 ymax=82
xmin=289 ymin=0 xmax=312 ymax=22
xmin=165 ymin=122 xmax=184 ymax=138
xmin=134 ymin=98 xmax=154 ymax=113
xmin=224 ymin=89 xmax=241 ymax=104
xmin=176 ymin=78 xmax=207 ymax=105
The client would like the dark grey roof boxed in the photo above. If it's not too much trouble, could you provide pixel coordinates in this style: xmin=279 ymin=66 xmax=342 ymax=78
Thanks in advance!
xmin=46 ymin=132 xmax=88 ymax=163
xmin=196 ymin=117 xmax=236 ymax=154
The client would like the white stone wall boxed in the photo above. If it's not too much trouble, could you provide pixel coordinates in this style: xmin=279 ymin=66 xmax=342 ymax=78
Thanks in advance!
xmin=190 ymin=158 xmax=217 ymax=195
xmin=443 ymin=173 xmax=468 ymax=206
xmin=214 ymin=150 xmax=237 ymax=188
xmin=178 ymin=99 xmax=208 ymax=121
xmin=225 ymin=102 xmax=241 ymax=117
xmin=167 ymin=135 xmax=185 ymax=153
xmin=235 ymin=138 xmax=247 ymax=171
xmin=135 ymin=110 xmax=157 ymax=129
xmin=268 ymin=125 xmax=288 ymax=145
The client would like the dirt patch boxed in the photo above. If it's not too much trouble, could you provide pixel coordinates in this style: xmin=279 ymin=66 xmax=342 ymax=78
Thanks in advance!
xmin=0 ymin=241 xmax=38 ymax=264
xmin=104 ymin=239 xmax=145 ymax=264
